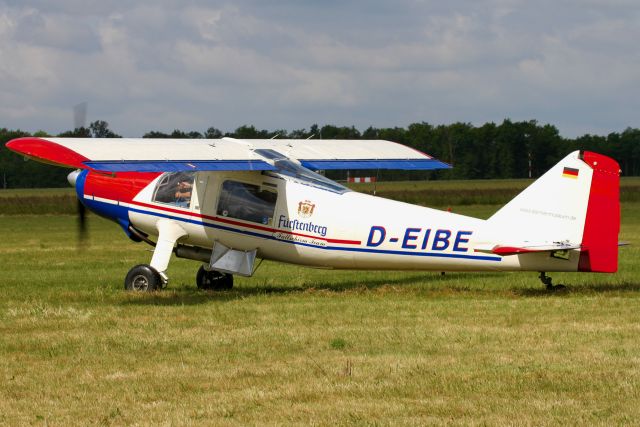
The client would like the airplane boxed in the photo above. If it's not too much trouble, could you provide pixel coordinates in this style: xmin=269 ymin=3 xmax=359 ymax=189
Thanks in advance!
xmin=6 ymin=136 xmax=620 ymax=292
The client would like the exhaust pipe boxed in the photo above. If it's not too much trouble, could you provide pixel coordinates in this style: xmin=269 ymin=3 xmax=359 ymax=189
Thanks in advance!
xmin=174 ymin=245 xmax=212 ymax=263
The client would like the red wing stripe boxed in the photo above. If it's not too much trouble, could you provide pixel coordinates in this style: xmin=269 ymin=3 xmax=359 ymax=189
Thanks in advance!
xmin=6 ymin=137 xmax=89 ymax=169
xmin=129 ymin=200 xmax=361 ymax=245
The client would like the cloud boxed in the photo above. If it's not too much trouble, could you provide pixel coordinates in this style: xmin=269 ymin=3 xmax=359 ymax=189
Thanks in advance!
xmin=0 ymin=0 xmax=638 ymax=137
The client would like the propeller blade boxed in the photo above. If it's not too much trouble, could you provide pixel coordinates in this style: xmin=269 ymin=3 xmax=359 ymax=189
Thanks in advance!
xmin=77 ymin=198 xmax=88 ymax=244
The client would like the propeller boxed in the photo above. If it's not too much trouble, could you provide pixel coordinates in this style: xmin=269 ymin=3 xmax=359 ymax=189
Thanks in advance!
xmin=71 ymin=102 xmax=89 ymax=245
xmin=68 ymin=169 xmax=88 ymax=246
xmin=77 ymin=197 xmax=88 ymax=244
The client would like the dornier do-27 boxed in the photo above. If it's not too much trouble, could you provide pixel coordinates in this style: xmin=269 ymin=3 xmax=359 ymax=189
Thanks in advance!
xmin=6 ymin=137 xmax=620 ymax=291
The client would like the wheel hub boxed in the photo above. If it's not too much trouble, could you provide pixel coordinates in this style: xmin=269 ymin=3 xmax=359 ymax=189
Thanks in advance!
xmin=131 ymin=274 xmax=149 ymax=291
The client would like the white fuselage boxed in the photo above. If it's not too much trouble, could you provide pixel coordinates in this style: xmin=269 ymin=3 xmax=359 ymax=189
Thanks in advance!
xmin=124 ymin=171 xmax=581 ymax=273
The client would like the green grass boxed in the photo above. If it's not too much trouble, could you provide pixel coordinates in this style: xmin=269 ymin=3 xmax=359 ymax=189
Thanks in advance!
xmin=350 ymin=177 xmax=640 ymax=206
xmin=0 ymin=188 xmax=77 ymax=214
xmin=0 ymin=188 xmax=75 ymax=197
xmin=349 ymin=176 xmax=640 ymax=192
xmin=0 ymin=198 xmax=639 ymax=424
xmin=3 ymin=177 xmax=639 ymax=214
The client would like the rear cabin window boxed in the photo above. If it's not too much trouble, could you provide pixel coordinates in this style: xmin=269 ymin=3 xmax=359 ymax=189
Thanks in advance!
xmin=152 ymin=172 xmax=196 ymax=208
xmin=217 ymin=180 xmax=277 ymax=225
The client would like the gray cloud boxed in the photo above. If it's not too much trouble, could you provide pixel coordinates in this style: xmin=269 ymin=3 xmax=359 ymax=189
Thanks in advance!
xmin=0 ymin=0 xmax=638 ymax=137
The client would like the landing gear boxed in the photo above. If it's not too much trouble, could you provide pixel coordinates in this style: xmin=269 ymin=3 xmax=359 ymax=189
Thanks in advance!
xmin=196 ymin=265 xmax=233 ymax=290
xmin=539 ymin=272 xmax=566 ymax=291
xmin=123 ymin=219 xmax=187 ymax=292
xmin=125 ymin=264 xmax=162 ymax=292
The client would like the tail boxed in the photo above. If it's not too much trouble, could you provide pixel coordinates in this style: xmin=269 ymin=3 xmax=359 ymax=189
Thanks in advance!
xmin=484 ymin=151 xmax=620 ymax=272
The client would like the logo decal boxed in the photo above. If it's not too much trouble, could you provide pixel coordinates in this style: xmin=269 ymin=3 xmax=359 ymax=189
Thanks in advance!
xmin=297 ymin=200 xmax=316 ymax=218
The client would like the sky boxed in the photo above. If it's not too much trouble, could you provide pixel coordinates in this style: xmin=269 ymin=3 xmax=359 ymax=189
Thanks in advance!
xmin=0 ymin=0 xmax=638 ymax=138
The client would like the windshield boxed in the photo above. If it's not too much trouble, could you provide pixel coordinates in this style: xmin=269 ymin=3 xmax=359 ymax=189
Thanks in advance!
xmin=152 ymin=171 xmax=196 ymax=208
xmin=254 ymin=149 xmax=349 ymax=194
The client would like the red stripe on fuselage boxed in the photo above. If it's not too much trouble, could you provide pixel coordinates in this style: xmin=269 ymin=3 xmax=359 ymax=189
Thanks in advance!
xmin=81 ymin=170 xmax=361 ymax=245
xmin=129 ymin=200 xmax=362 ymax=245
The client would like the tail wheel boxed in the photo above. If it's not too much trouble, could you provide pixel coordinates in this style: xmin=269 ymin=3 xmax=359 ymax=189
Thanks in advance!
xmin=196 ymin=266 xmax=233 ymax=290
xmin=125 ymin=264 xmax=161 ymax=292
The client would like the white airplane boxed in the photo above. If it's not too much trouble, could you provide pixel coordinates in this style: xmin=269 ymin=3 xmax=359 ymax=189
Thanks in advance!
xmin=6 ymin=136 xmax=620 ymax=291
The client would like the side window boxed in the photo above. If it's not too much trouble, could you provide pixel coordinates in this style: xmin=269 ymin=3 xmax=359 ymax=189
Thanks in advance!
xmin=217 ymin=180 xmax=277 ymax=225
xmin=152 ymin=172 xmax=196 ymax=208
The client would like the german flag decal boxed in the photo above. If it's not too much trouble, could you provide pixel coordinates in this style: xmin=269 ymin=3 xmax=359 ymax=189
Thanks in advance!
xmin=563 ymin=167 xmax=579 ymax=179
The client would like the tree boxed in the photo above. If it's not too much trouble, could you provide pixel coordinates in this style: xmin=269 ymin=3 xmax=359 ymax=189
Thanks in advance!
xmin=230 ymin=125 xmax=270 ymax=139
xmin=319 ymin=125 xmax=361 ymax=139
xmin=2 ymin=121 xmax=639 ymax=188
xmin=143 ymin=131 xmax=171 ymax=138
xmin=0 ymin=128 xmax=69 ymax=188
xmin=58 ymin=127 xmax=91 ymax=137
xmin=204 ymin=127 xmax=223 ymax=139
xmin=89 ymin=120 xmax=121 ymax=138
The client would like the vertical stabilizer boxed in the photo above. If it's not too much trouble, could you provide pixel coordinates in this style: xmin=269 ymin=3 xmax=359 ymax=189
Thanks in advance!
xmin=483 ymin=151 xmax=620 ymax=272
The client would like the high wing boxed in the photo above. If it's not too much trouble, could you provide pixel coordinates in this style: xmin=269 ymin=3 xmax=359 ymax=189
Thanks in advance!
xmin=6 ymin=136 xmax=450 ymax=172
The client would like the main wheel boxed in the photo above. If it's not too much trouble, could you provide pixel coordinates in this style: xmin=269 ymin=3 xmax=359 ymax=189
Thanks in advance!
xmin=196 ymin=266 xmax=233 ymax=290
xmin=125 ymin=264 xmax=161 ymax=292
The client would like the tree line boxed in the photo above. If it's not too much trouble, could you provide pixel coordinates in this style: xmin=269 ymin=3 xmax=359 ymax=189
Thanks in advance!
xmin=1 ymin=119 xmax=639 ymax=188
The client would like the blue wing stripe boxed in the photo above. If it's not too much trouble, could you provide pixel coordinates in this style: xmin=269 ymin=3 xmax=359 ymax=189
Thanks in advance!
xmin=84 ymin=160 xmax=277 ymax=172
xmin=300 ymin=159 xmax=451 ymax=170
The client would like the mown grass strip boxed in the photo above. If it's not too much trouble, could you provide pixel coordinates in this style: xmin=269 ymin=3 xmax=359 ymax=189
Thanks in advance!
xmin=2 ymin=177 xmax=639 ymax=214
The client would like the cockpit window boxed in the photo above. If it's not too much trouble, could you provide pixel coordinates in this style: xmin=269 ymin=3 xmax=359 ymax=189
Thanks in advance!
xmin=152 ymin=171 xmax=196 ymax=208
xmin=217 ymin=180 xmax=277 ymax=225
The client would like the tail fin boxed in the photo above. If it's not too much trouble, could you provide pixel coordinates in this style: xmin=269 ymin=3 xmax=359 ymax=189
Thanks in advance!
xmin=485 ymin=151 xmax=620 ymax=272
xmin=578 ymin=152 xmax=620 ymax=272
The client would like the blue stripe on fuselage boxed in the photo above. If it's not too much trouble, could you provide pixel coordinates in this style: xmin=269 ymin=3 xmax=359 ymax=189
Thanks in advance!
xmin=91 ymin=199 xmax=501 ymax=262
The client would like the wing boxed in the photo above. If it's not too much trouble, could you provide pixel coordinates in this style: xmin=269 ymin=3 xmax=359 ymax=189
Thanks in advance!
xmin=6 ymin=136 xmax=450 ymax=172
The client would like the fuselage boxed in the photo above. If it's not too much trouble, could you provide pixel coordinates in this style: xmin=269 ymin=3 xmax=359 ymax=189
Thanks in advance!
xmin=77 ymin=169 xmax=582 ymax=273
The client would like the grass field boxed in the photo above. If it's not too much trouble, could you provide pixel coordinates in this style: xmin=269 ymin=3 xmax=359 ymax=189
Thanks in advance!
xmin=0 ymin=190 xmax=639 ymax=425
xmin=2 ymin=177 xmax=639 ymax=214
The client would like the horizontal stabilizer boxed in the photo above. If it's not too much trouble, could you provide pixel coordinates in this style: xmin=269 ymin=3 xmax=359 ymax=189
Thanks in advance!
xmin=476 ymin=242 xmax=581 ymax=256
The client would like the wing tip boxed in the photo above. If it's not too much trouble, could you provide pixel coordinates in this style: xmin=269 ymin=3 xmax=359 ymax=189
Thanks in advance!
xmin=5 ymin=136 xmax=89 ymax=169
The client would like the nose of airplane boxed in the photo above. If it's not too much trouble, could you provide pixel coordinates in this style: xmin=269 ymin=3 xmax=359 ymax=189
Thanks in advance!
xmin=67 ymin=169 xmax=81 ymax=187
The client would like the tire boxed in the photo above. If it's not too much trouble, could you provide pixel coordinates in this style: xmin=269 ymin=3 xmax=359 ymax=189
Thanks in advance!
xmin=196 ymin=266 xmax=233 ymax=290
xmin=124 ymin=264 xmax=161 ymax=292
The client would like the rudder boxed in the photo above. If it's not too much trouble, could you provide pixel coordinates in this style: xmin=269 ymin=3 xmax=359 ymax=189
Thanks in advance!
xmin=578 ymin=152 xmax=620 ymax=272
